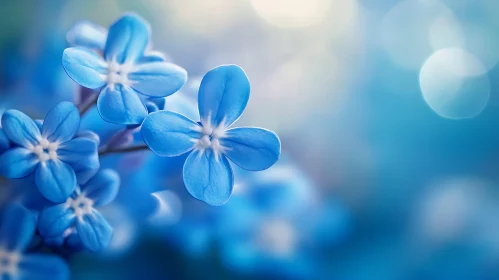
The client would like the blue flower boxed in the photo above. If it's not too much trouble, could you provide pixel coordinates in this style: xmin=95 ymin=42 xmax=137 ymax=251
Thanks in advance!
xmin=0 ymin=102 xmax=100 ymax=203
xmin=37 ymin=169 xmax=119 ymax=252
xmin=0 ymin=128 xmax=10 ymax=154
xmin=141 ymin=65 xmax=281 ymax=206
xmin=0 ymin=203 xmax=69 ymax=280
xmin=62 ymin=13 xmax=187 ymax=125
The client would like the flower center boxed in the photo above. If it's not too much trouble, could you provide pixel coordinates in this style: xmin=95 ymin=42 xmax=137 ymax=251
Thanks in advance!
xmin=66 ymin=194 xmax=94 ymax=219
xmin=30 ymin=138 xmax=58 ymax=163
xmin=0 ymin=249 xmax=20 ymax=276
xmin=107 ymin=58 xmax=133 ymax=90
xmin=192 ymin=114 xmax=228 ymax=158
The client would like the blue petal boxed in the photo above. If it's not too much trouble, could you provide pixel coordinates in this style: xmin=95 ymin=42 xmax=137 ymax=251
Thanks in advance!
xmin=18 ymin=254 xmax=69 ymax=280
xmin=97 ymin=86 xmax=148 ymax=125
xmin=37 ymin=204 xmax=75 ymax=238
xmin=221 ymin=127 xmax=281 ymax=171
xmin=0 ymin=204 xmax=35 ymax=251
xmin=141 ymin=111 xmax=201 ymax=156
xmin=35 ymin=160 xmax=76 ymax=203
xmin=57 ymin=136 xmax=99 ymax=184
xmin=81 ymin=169 xmax=120 ymax=207
xmin=67 ymin=20 xmax=107 ymax=50
xmin=129 ymin=62 xmax=187 ymax=97
xmin=0 ymin=148 xmax=39 ymax=178
xmin=1 ymin=110 xmax=41 ymax=147
xmin=42 ymin=102 xmax=80 ymax=143
xmin=0 ymin=128 xmax=10 ymax=153
xmin=183 ymin=150 xmax=234 ymax=206
xmin=163 ymin=93 xmax=199 ymax=121
xmin=198 ymin=65 xmax=250 ymax=127
xmin=75 ymin=130 xmax=100 ymax=145
xmin=76 ymin=210 xmax=113 ymax=252
xmin=141 ymin=50 xmax=168 ymax=62
xmin=104 ymin=13 xmax=149 ymax=64
xmin=62 ymin=47 xmax=108 ymax=89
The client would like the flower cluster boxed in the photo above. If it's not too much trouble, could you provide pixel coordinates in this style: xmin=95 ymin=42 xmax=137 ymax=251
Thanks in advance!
xmin=0 ymin=12 xmax=280 ymax=279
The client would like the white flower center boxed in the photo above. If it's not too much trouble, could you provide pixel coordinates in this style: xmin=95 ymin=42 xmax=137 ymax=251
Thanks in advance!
xmin=65 ymin=193 xmax=94 ymax=220
xmin=0 ymin=249 xmax=21 ymax=276
xmin=107 ymin=58 xmax=133 ymax=90
xmin=29 ymin=138 xmax=59 ymax=163
xmin=191 ymin=113 xmax=229 ymax=160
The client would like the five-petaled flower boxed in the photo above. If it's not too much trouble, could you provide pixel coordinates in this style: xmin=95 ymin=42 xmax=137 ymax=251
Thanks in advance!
xmin=141 ymin=65 xmax=281 ymax=206
xmin=62 ymin=13 xmax=187 ymax=125
xmin=0 ymin=102 xmax=99 ymax=203
xmin=0 ymin=204 xmax=69 ymax=279
xmin=38 ymin=169 xmax=120 ymax=252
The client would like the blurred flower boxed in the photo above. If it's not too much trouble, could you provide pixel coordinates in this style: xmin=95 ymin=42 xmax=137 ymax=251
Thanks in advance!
xmin=37 ymin=169 xmax=119 ymax=252
xmin=0 ymin=203 xmax=69 ymax=279
xmin=0 ymin=102 xmax=99 ymax=203
xmin=142 ymin=65 xmax=281 ymax=205
xmin=62 ymin=13 xmax=187 ymax=125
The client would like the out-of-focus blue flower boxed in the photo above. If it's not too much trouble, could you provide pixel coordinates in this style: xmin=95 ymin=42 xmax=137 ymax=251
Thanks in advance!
xmin=0 ymin=102 xmax=99 ymax=203
xmin=0 ymin=203 xmax=69 ymax=280
xmin=142 ymin=65 xmax=281 ymax=206
xmin=67 ymin=21 xmax=108 ymax=51
xmin=37 ymin=169 xmax=119 ymax=252
xmin=0 ymin=128 xmax=10 ymax=154
xmin=62 ymin=13 xmax=187 ymax=125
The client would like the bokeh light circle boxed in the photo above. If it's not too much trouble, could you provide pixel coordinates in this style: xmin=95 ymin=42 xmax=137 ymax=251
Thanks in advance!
xmin=419 ymin=48 xmax=490 ymax=119
xmin=381 ymin=0 xmax=463 ymax=70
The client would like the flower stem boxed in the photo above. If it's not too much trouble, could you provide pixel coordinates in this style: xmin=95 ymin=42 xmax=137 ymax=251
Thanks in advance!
xmin=78 ymin=87 xmax=98 ymax=116
xmin=99 ymin=144 xmax=149 ymax=156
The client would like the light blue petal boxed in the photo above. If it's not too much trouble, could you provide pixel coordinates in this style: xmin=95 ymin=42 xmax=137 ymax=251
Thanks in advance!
xmin=1 ymin=110 xmax=41 ymax=147
xmin=76 ymin=209 xmax=113 ymax=252
xmin=37 ymin=204 xmax=75 ymax=238
xmin=221 ymin=127 xmax=281 ymax=171
xmin=163 ymin=93 xmax=199 ymax=121
xmin=145 ymin=101 xmax=160 ymax=113
xmin=0 ymin=204 xmax=35 ymax=251
xmin=0 ymin=128 xmax=10 ymax=153
xmin=81 ymin=169 xmax=120 ymax=207
xmin=183 ymin=150 xmax=234 ymax=206
xmin=35 ymin=160 xmax=76 ymax=203
xmin=129 ymin=62 xmax=187 ymax=97
xmin=198 ymin=65 xmax=250 ymax=127
xmin=34 ymin=120 xmax=43 ymax=131
xmin=75 ymin=130 xmax=100 ymax=145
xmin=42 ymin=102 xmax=80 ymax=143
xmin=140 ymin=50 xmax=168 ymax=62
xmin=104 ymin=13 xmax=149 ymax=63
xmin=67 ymin=20 xmax=107 ymax=50
xmin=97 ymin=86 xmax=148 ymax=125
xmin=18 ymin=254 xmax=69 ymax=280
xmin=141 ymin=111 xmax=201 ymax=157
xmin=62 ymin=47 xmax=108 ymax=89
xmin=0 ymin=148 xmax=39 ymax=178
xmin=57 ymin=137 xmax=99 ymax=184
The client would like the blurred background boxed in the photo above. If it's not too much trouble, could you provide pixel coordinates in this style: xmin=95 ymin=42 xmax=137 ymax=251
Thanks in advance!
xmin=1 ymin=0 xmax=499 ymax=279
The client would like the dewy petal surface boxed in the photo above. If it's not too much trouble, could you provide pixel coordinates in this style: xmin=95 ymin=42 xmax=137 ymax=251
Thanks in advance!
xmin=35 ymin=160 xmax=76 ymax=203
xmin=0 ymin=204 xmax=36 ymax=251
xmin=97 ymin=85 xmax=148 ymax=125
xmin=0 ymin=148 xmax=39 ymax=178
xmin=198 ymin=65 xmax=250 ymax=127
xmin=18 ymin=254 xmax=69 ymax=280
xmin=1 ymin=110 xmax=41 ymax=147
xmin=183 ymin=150 xmax=234 ymax=206
xmin=42 ymin=102 xmax=80 ymax=143
xmin=76 ymin=209 xmax=113 ymax=252
xmin=221 ymin=127 xmax=281 ymax=171
xmin=37 ymin=204 xmax=76 ymax=238
xmin=62 ymin=47 xmax=108 ymax=89
xmin=104 ymin=13 xmax=149 ymax=63
xmin=141 ymin=111 xmax=202 ymax=157
xmin=81 ymin=169 xmax=120 ymax=207
xmin=129 ymin=62 xmax=187 ymax=97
